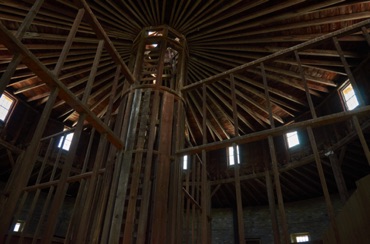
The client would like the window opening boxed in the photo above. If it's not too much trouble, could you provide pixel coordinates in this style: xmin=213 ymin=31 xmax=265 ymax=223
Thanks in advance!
xmin=0 ymin=93 xmax=14 ymax=121
xmin=341 ymin=83 xmax=359 ymax=110
xmin=182 ymin=155 xmax=188 ymax=170
xmin=58 ymin=131 xmax=74 ymax=151
xmin=13 ymin=220 xmax=25 ymax=232
xmin=291 ymin=233 xmax=310 ymax=243
xmin=228 ymin=145 xmax=240 ymax=166
xmin=286 ymin=131 xmax=300 ymax=148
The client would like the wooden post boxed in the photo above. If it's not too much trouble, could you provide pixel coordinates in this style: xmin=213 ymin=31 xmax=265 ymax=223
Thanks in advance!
xmin=352 ymin=116 xmax=370 ymax=165
xmin=307 ymin=126 xmax=340 ymax=243
xmin=333 ymin=37 xmax=364 ymax=105
xmin=230 ymin=74 xmax=245 ymax=243
xmin=151 ymin=92 xmax=175 ymax=243
xmin=326 ymin=151 xmax=349 ymax=203
xmin=261 ymin=62 xmax=287 ymax=243
xmin=294 ymin=50 xmax=316 ymax=118
xmin=201 ymin=84 xmax=209 ymax=244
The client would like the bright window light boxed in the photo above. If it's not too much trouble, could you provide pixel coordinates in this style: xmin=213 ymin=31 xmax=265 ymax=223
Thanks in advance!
xmin=0 ymin=93 xmax=14 ymax=121
xmin=13 ymin=221 xmax=24 ymax=232
xmin=341 ymin=83 xmax=359 ymax=110
xmin=286 ymin=131 xmax=299 ymax=148
xmin=58 ymin=132 xmax=74 ymax=151
xmin=182 ymin=155 xmax=188 ymax=170
xmin=291 ymin=233 xmax=310 ymax=243
xmin=296 ymin=235 xmax=309 ymax=242
xmin=228 ymin=145 xmax=240 ymax=166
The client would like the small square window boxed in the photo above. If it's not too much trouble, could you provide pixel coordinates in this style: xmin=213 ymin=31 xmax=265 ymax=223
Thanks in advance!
xmin=291 ymin=233 xmax=310 ymax=243
xmin=286 ymin=131 xmax=299 ymax=148
xmin=228 ymin=145 xmax=240 ymax=166
xmin=13 ymin=220 xmax=25 ymax=232
xmin=58 ymin=132 xmax=74 ymax=151
xmin=182 ymin=155 xmax=188 ymax=170
xmin=0 ymin=93 xmax=14 ymax=122
xmin=341 ymin=83 xmax=359 ymax=111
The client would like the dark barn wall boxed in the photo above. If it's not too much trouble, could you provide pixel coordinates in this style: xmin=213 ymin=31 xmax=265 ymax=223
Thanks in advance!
xmin=211 ymin=195 xmax=343 ymax=244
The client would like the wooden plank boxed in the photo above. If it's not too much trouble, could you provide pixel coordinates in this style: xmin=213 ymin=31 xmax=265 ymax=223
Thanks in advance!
xmin=327 ymin=151 xmax=349 ymax=203
xmin=230 ymin=74 xmax=245 ymax=243
xmin=123 ymin=90 xmax=151 ymax=243
xmin=265 ymin=167 xmax=281 ymax=243
xmin=108 ymin=89 xmax=142 ymax=244
xmin=268 ymin=136 xmax=289 ymax=244
xmin=136 ymin=90 xmax=160 ymax=244
xmin=201 ymin=84 xmax=208 ymax=244
xmin=151 ymin=92 xmax=175 ymax=243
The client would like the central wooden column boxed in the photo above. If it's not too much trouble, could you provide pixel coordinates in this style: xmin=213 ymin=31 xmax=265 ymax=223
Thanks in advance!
xmin=108 ymin=26 xmax=187 ymax=244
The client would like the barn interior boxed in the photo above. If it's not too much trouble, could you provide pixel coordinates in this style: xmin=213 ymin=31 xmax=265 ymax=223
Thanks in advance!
xmin=0 ymin=0 xmax=370 ymax=243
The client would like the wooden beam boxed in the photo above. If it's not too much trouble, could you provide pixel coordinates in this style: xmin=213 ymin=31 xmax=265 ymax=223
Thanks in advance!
xmin=177 ymin=105 xmax=370 ymax=155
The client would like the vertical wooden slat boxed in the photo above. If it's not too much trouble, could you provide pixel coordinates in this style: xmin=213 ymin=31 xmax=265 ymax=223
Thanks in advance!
xmin=76 ymin=64 xmax=120 ymax=243
xmin=151 ymin=92 xmax=175 ymax=243
xmin=352 ymin=116 xmax=370 ymax=165
xmin=168 ymin=99 xmax=185 ymax=244
xmin=327 ymin=151 xmax=349 ymax=203
xmin=18 ymin=138 xmax=54 ymax=242
xmin=108 ymin=89 xmax=142 ymax=244
xmin=65 ymin=129 xmax=96 ymax=243
xmin=261 ymin=62 xmax=286 ymax=244
xmin=201 ymin=84 xmax=208 ymax=244
xmin=333 ymin=36 xmax=364 ymax=105
xmin=307 ymin=126 xmax=340 ymax=243
xmin=294 ymin=50 xmax=316 ymax=118
xmin=230 ymin=74 xmax=245 ymax=243
xmin=123 ymin=89 xmax=151 ymax=243
xmin=136 ymin=90 xmax=161 ymax=244
xmin=90 ymin=66 xmax=122 ymax=243
xmin=100 ymin=78 xmax=132 ymax=243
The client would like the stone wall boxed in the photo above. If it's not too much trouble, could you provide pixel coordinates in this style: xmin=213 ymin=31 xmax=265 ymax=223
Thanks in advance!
xmin=211 ymin=195 xmax=343 ymax=244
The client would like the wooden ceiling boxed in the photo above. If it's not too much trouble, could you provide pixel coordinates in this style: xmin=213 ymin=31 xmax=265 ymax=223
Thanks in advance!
xmin=1 ymin=0 xmax=370 ymax=208
xmin=0 ymin=0 xmax=369 ymax=143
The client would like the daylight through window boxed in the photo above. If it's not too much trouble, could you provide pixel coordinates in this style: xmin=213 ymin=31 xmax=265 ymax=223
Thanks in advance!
xmin=13 ymin=220 xmax=24 ymax=232
xmin=341 ymin=83 xmax=359 ymax=110
xmin=291 ymin=233 xmax=310 ymax=243
xmin=183 ymin=155 xmax=188 ymax=170
xmin=286 ymin=131 xmax=299 ymax=148
xmin=0 ymin=93 xmax=14 ymax=121
xmin=228 ymin=145 xmax=240 ymax=166
xmin=58 ymin=132 xmax=74 ymax=151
